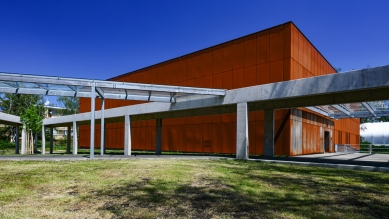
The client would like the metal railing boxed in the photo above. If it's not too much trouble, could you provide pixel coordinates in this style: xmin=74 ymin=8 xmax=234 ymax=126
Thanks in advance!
xmin=335 ymin=144 xmax=389 ymax=154
xmin=335 ymin=144 xmax=360 ymax=154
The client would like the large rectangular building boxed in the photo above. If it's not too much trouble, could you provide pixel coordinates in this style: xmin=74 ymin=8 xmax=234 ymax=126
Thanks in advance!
xmin=79 ymin=22 xmax=360 ymax=155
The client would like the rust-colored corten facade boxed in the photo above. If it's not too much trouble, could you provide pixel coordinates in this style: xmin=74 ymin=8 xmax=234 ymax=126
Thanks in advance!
xmin=79 ymin=22 xmax=360 ymax=155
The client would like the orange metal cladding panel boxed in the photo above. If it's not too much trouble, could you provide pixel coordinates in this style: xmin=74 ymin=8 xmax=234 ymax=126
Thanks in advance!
xmin=303 ymin=37 xmax=309 ymax=71
xmin=255 ymin=111 xmax=264 ymax=120
xmin=291 ymin=24 xmax=299 ymax=62
xmin=269 ymin=25 xmax=284 ymax=62
xmin=243 ymin=65 xmax=257 ymax=87
xmin=249 ymin=111 xmax=255 ymax=122
xmin=171 ymin=59 xmax=180 ymax=84
xmin=184 ymin=125 xmax=194 ymax=152
xmin=146 ymin=126 xmax=155 ymax=151
xmin=194 ymin=77 xmax=203 ymax=87
xmin=79 ymin=127 xmax=89 ymax=147
xmin=169 ymin=118 xmax=179 ymax=126
xmin=202 ymin=123 xmax=212 ymax=152
xmin=221 ymin=122 xmax=236 ymax=154
xmin=223 ymin=42 xmax=233 ymax=72
xmin=257 ymin=30 xmax=269 ymax=64
xmin=163 ymin=62 xmax=172 ymax=85
xmin=192 ymin=124 xmax=203 ymax=152
xmin=232 ymin=68 xmax=243 ymax=88
xmin=244 ymin=34 xmax=257 ymax=67
xmin=164 ymin=117 xmax=171 ymax=126
xmin=178 ymin=58 xmax=187 ymax=82
xmin=212 ymin=73 xmax=223 ymax=89
xmin=203 ymin=75 xmax=212 ymax=88
xmin=211 ymin=123 xmax=222 ymax=153
xmin=144 ymin=126 xmax=152 ymax=150
xmin=232 ymin=38 xmax=245 ymax=70
xmin=146 ymin=67 xmax=156 ymax=84
xmin=203 ymin=115 xmax=212 ymax=124
xmin=301 ymin=123 xmax=307 ymax=154
xmin=283 ymin=22 xmax=292 ymax=59
xmin=194 ymin=51 xmax=204 ymax=79
xmin=298 ymin=31 xmax=304 ymax=67
xmin=132 ymin=127 xmax=141 ymax=150
xmin=212 ymin=115 xmax=221 ymax=123
xmin=186 ymin=79 xmax=194 ymax=88
xmin=137 ymin=127 xmax=146 ymax=150
xmin=248 ymin=121 xmax=256 ymax=155
xmin=310 ymin=49 xmax=317 ymax=75
xmin=283 ymin=58 xmax=291 ymax=81
xmin=177 ymin=125 xmax=186 ymax=152
xmin=255 ymin=120 xmax=264 ymax=155
xmin=162 ymin=125 xmax=169 ymax=151
xmin=186 ymin=54 xmax=195 ymax=80
xmin=168 ymin=125 xmax=179 ymax=151
xmin=269 ymin=60 xmax=283 ymax=83
xmin=222 ymin=70 xmax=233 ymax=89
xmin=212 ymin=45 xmax=223 ymax=74
xmin=256 ymin=62 xmax=269 ymax=85
xmin=203 ymin=48 xmax=213 ymax=77
xmin=306 ymin=41 xmax=312 ymax=72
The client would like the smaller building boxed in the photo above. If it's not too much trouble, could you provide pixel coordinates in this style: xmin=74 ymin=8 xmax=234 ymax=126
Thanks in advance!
xmin=361 ymin=122 xmax=389 ymax=145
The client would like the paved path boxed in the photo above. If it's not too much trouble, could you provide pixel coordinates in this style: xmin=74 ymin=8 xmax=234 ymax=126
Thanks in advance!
xmin=0 ymin=153 xmax=388 ymax=172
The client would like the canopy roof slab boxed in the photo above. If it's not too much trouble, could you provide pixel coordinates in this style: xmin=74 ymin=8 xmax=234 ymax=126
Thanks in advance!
xmin=0 ymin=73 xmax=226 ymax=103
xmin=0 ymin=111 xmax=21 ymax=126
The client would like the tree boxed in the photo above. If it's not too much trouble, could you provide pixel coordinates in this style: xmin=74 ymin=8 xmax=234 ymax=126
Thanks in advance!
xmin=20 ymin=106 xmax=43 ymax=154
xmin=0 ymin=93 xmax=45 ymax=142
xmin=56 ymin=96 xmax=79 ymax=115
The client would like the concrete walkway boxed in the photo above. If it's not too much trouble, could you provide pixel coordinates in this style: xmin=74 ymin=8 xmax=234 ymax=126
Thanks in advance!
xmin=0 ymin=153 xmax=388 ymax=172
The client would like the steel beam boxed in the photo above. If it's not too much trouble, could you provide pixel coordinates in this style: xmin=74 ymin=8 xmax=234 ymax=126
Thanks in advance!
xmin=361 ymin=102 xmax=377 ymax=117
xmin=332 ymin=104 xmax=352 ymax=117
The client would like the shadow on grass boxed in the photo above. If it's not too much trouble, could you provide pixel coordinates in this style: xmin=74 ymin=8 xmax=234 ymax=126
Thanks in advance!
xmin=84 ymin=161 xmax=389 ymax=218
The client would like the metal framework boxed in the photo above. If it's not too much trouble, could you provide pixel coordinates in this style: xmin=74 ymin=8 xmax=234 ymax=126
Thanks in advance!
xmin=307 ymin=101 xmax=389 ymax=119
xmin=0 ymin=72 xmax=226 ymax=158
xmin=0 ymin=72 xmax=226 ymax=103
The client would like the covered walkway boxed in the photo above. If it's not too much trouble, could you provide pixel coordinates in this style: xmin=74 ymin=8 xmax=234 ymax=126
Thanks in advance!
xmin=1 ymin=65 xmax=389 ymax=158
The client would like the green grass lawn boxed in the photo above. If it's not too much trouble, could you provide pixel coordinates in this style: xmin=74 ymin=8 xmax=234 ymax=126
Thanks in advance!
xmin=0 ymin=159 xmax=388 ymax=218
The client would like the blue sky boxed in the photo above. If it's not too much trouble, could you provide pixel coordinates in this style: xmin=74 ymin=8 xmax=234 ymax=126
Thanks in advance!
xmin=1 ymin=0 xmax=388 ymax=80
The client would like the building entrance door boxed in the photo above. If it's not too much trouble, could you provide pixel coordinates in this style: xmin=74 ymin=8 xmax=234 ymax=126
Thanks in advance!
xmin=324 ymin=131 xmax=330 ymax=152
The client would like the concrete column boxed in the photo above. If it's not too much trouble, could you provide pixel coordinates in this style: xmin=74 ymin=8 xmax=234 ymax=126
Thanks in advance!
xmin=73 ymin=121 xmax=78 ymax=155
xmin=156 ymin=118 xmax=162 ymax=155
xmin=15 ymin=126 xmax=20 ymax=154
xmin=50 ymin=127 xmax=53 ymax=154
xmin=236 ymin=102 xmax=249 ymax=159
xmin=90 ymin=84 xmax=96 ymax=158
xmin=67 ymin=126 xmax=71 ymax=154
xmin=41 ymin=125 xmax=45 ymax=155
xmin=100 ymin=97 xmax=105 ymax=156
xmin=103 ymin=123 xmax=107 ymax=154
xmin=264 ymin=109 xmax=275 ymax=157
xmin=291 ymin=108 xmax=302 ymax=155
xmin=21 ymin=125 xmax=26 ymax=154
xmin=124 ymin=115 xmax=132 ymax=156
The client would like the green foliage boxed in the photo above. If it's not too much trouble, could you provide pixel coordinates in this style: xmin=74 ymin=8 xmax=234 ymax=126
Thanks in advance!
xmin=20 ymin=106 xmax=43 ymax=133
xmin=56 ymin=96 xmax=79 ymax=115
xmin=0 ymin=140 xmax=15 ymax=150
xmin=0 ymin=93 xmax=45 ymax=117
xmin=361 ymin=117 xmax=389 ymax=123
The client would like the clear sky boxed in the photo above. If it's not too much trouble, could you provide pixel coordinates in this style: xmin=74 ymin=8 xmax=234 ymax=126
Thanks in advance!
xmin=1 ymin=0 xmax=388 ymax=80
